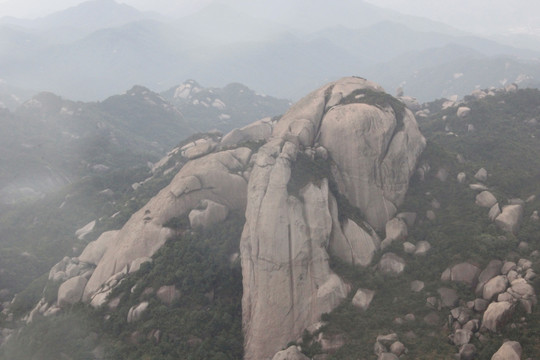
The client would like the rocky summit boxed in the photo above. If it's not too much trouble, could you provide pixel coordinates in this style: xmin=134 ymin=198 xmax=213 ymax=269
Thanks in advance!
xmin=240 ymin=77 xmax=425 ymax=359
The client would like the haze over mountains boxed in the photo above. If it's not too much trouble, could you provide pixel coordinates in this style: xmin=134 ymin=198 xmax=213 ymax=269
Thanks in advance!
xmin=1 ymin=0 xmax=540 ymax=105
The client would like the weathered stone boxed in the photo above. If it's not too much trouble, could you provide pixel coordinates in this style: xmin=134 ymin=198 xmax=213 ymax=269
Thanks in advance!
xmin=188 ymin=199 xmax=229 ymax=228
xmin=495 ymin=205 xmax=523 ymax=234
xmin=491 ymin=341 xmax=522 ymax=360
xmin=476 ymin=191 xmax=497 ymax=208
xmin=381 ymin=218 xmax=407 ymax=249
xmin=444 ymin=263 xmax=481 ymax=288
xmin=75 ymin=220 xmax=96 ymax=240
xmin=501 ymin=262 xmax=516 ymax=275
xmin=426 ymin=210 xmax=436 ymax=221
xmin=459 ymin=344 xmax=477 ymax=360
xmin=376 ymin=333 xmax=399 ymax=346
xmin=457 ymin=107 xmax=471 ymax=118
xmin=489 ymin=203 xmax=501 ymax=221
xmin=378 ymin=253 xmax=406 ymax=275
xmin=352 ymin=288 xmax=375 ymax=311
xmin=396 ymin=212 xmax=417 ymax=227
xmin=470 ymin=183 xmax=489 ymax=191
xmin=451 ymin=329 xmax=473 ymax=346
xmin=462 ymin=319 xmax=479 ymax=332
xmin=403 ymin=242 xmax=416 ymax=254
xmin=517 ymin=259 xmax=532 ymax=271
xmin=127 ymin=302 xmax=149 ymax=323
xmin=331 ymin=217 xmax=380 ymax=267
xmin=156 ymin=285 xmax=181 ymax=305
xmin=84 ymin=148 xmax=249 ymax=302
xmin=271 ymin=346 xmax=309 ymax=360
xmin=414 ymin=241 xmax=431 ymax=256
xmin=390 ymin=341 xmax=406 ymax=357
xmin=129 ymin=257 xmax=152 ymax=274
xmin=57 ymin=276 xmax=88 ymax=307
xmin=473 ymin=298 xmax=489 ymax=312
xmin=457 ymin=172 xmax=466 ymax=183
xmin=483 ymin=275 xmax=509 ymax=301
xmin=482 ymin=301 xmax=514 ymax=332
xmin=78 ymin=230 xmax=118 ymax=266
xmin=423 ymin=312 xmax=440 ymax=326
xmin=474 ymin=168 xmax=488 ymax=182
xmin=221 ymin=118 xmax=274 ymax=147
xmin=378 ymin=353 xmax=398 ymax=360
xmin=438 ymin=287 xmax=459 ymax=308
xmin=411 ymin=280 xmax=424 ymax=292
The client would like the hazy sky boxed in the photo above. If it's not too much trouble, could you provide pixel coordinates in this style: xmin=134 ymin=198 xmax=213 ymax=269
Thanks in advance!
xmin=1 ymin=0 xmax=539 ymax=35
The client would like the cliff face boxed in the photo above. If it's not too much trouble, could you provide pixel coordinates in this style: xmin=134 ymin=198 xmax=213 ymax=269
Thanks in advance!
xmin=241 ymin=77 xmax=425 ymax=359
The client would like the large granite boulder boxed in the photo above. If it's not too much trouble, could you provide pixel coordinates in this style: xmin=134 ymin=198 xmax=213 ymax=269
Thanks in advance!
xmin=57 ymin=276 xmax=88 ymax=307
xmin=271 ymin=346 xmax=309 ymax=360
xmin=352 ymin=288 xmax=375 ymax=311
xmin=442 ymin=263 xmax=481 ymax=288
xmin=482 ymin=301 xmax=515 ymax=332
xmin=491 ymin=341 xmax=522 ymax=360
xmin=475 ymin=191 xmax=497 ymax=208
xmin=378 ymin=253 xmax=406 ymax=275
xmin=221 ymin=117 xmax=274 ymax=147
xmin=495 ymin=205 xmax=523 ymax=234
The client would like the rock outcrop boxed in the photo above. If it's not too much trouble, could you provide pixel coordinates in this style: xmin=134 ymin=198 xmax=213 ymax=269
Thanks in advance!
xmin=83 ymin=147 xmax=251 ymax=303
xmin=241 ymin=77 xmax=425 ymax=359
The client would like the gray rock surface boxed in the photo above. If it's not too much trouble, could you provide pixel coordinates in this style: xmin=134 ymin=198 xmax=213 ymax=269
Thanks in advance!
xmin=57 ymin=276 xmax=88 ymax=307
xmin=381 ymin=217 xmax=407 ymax=249
xmin=221 ymin=117 xmax=274 ymax=147
xmin=414 ymin=241 xmax=431 ymax=256
xmin=241 ymin=77 xmax=424 ymax=359
xmin=84 ymin=148 xmax=251 ymax=303
xmin=457 ymin=107 xmax=471 ymax=118
xmin=271 ymin=346 xmax=309 ymax=360
xmin=495 ymin=205 xmax=523 ymax=234
xmin=156 ymin=285 xmax=181 ymax=305
xmin=489 ymin=203 xmax=502 ymax=221
xmin=75 ymin=220 xmax=96 ymax=240
xmin=460 ymin=344 xmax=477 ymax=360
xmin=78 ymin=230 xmax=118 ymax=266
xmin=188 ymin=199 xmax=229 ymax=228
xmin=352 ymin=288 xmax=375 ymax=311
xmin=474 ymin=168 xmax=488 ymax=182
xmin=491 ymin=341 xmax=522 ymax=360
xmin=378 ymin=253 xmax=406 ymax=275
xmin=482 ymin=301 xmax=514 ymax=332
xmin=127 ymin=302 xmax=149 ymax=323
xmin=476 ymin=191 xmax=497 ymax=208
xmin=457 ymin=172 xmax=466 ymax=183
xmin=482 ymin=275 xmax=508 ymax=301
xmin=438 ymin=287 xmax=459 ymax=308
xmin=411 ymin=280 xmax=424 ymax=292
xmin=442 ymin=263 xmax=481 ymax=287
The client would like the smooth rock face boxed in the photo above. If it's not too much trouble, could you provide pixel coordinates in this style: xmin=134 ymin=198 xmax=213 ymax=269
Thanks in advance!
xmin=127 ymin=302 xmax=149 ymax=323
xmin=318 ymin=81 xmax=425 ymax=230
xmin=241 ymin=173 xmax=349 ymax=360
xmin=491 ymin=341 xmax=522 ymax=360
xmin=78 ymin=230 xmax=118 ymax=266
xmin=474 ymin=168 xmax=488 ymax=182
xmin=495 ymin=205 xmax=523 ymax=234
xmin=414 ymin=241 xmax=431 ymax=256
xmin=457 ymin=107 xmax=471 ymax=118
xmin=84 ymin=148 xmax=251 ymax=303
xmin=221 ymin=117 xmax=274 ymax=147
xmin=352 ymin=288 xmax=375 ymax=311
xmin=75 ymin=220 xmax=96 ymax=240
xmin=241 ymin=78 xmax=424 ymax=359
xmin=271 ymin=346 xmax=309 ymax=360
xmin=381 ymin=218 xmax=407 ymax=249
xmin=489 ymin=203 xmax=501 ymax=221
xmin=188 ymin=199 xmax=229 ymax=228
xmin=482 ymin=301 xmax=514 ymax=332
xmin=476 ymin=191 xmax=497 ymax=208
xmin=444 ymin=263 xmax=481 ymax=287
xmin=482 ymin=275 xmax=508 ymax=301
xmin=57 ymin=276 xmax=88 ymax=307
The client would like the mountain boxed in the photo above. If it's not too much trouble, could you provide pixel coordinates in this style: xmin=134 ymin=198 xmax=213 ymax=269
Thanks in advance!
xmin=1 ymin=0 xmax=539 ymax=102
xmin=2 ymin=77 xmax=540 ymax=359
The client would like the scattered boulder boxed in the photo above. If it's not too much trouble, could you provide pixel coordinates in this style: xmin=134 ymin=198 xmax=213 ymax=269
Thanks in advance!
xmin=381 ymin=218 xmax=407 ymax=249
xmin=442 ymin=263 xmax=481 ymax=287
xmin=414 ymin=241 xmax=431 ymax=256
xmin=378 ymin=353 xmax=398 ymax=360
xmin=378 ymin=253 xmax=406 ymax=275
xmin=489 ymin=203 xmax=501 ymax=221
xmin=78 ymin=230 xmax=118 ymax=266
xmin=403 ymin=242 xmax=416 ymax=254
xmin=221 ymin=118 xmax=274 ymax=147
xmin=157 ymin=285 xmax=181 ymax=305
xmin=451 ymin=329 xmax=473 ymax=346
xmin=483 ymin=275 xmax=508 ymax=301
xmin=495 ymin=205 xmax=523 ymax=234
xmin=501 ymin=262 xmax=516 ymax=275
xmin=476 ymin=191 xmax=497 ymax=208
xmin=411 ymin=280 xmax=424 ymax=292
xmin=482 ymin=301 xmax=514 ymax=332
xmin=531 ymin=210 xmax=539 ymax=222
xmin=457 ymin=172 xmax=466 ymax=183
xmin=459 ymin=343 xmax=477 ymax=360
xmin=438 ymin=287 xmax=459 ymax=308
xmin=75 ymin=220 xmax=96 ymax=240
xmin=491 ymin=341 xmax=522 ymax=360
xmin=470 ymin=183 xmax=489 ymax=191
xmin=271 ymin=346 xmax=309 ymax=360
xmin=396 ymin=212 xmax=417 ymax=227
xmin=474 ymin=168 xmax=488 ymax=182
xmin=426 ymin=210 xmax=436 ymax=221
xmin=57 ymin=276 xmax=88 ymax=307
xmin=457 ymin=107 xmax=471 ymax=118
xmin=352 ymin=288 xmax=375 ymax=311
xmin=127 ymin=302 xmax=149 ymax=323
xmin=390 ymin=341 xmax=406 ymax=357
